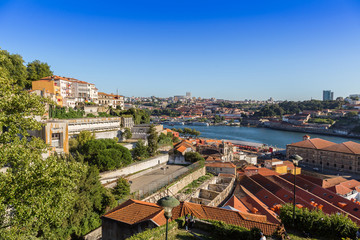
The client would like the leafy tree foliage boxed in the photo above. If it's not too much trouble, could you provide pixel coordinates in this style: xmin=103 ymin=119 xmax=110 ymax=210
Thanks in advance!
xmin=184 ymin=152 xmax=205 ymax=163
xmin=77 ymin=131 xmax=95 ymax=146
xmin=79 ymin=139 xmax=132 ymax=171
xmin=0 ymin=73 xmax=85 ymax=239
xmin=132 ymin=139 xmax=149 ymax=160
xmin=67 ymin=164 xmax=115 ymax=238
xmin=172 ymin=128 xmax=200 ymax=138
xmin=157 ymin=132 xmax=173 ymax=146
xmin=0 ymin=48 xmax=28 ymax=89
xmin=0 ymin=49 xmax=116 ymax=239
xmin=151 ymin=109 xmax=181 ymax=117
xmin=124 ymin=128 xmax=132 ymax=140
xmin=256 ymin=100 xmax=345 ymax=117
xmin=111 ymin=108 xmax=150 ymax=124
xmin=112 ymin=177 xmax=130 ymax=201
xmin=279 ymin=204 xmax=357 ymax=239
xmin=26 ymin=60 xmax=53 ymax=83
xmin=50 ymin=106 xmax=85 ymax=119
xmin=147 ymin=125 xmax=158 ymax=156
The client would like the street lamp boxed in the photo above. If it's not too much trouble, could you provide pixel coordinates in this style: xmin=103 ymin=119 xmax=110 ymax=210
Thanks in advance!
xmin=289 ymin=154 xmax=303 ymax=228
xmin=157 ymin=196 xmax=180 ymax=240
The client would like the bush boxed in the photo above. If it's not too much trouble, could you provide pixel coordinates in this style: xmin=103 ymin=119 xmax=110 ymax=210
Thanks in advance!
xmin=279 ymin=204 xmax=357 ymax=239
xmin=112 ymin=177 xmax=130 ymax=201
xmin=79 ymin=139 xmax=133 ymax=171
xmin=184 ymin=152 xmax=204 ymax=163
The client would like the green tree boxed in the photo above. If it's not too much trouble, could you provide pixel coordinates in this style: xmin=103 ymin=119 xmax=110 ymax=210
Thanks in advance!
xmin=0 ymin=73 xmax=87 ymax=239
xmin=67 ymin=165 xmax=115 ymax=238
xmin=0 ymin=48 xmax=28 ymax=89
xmin=77 ymin=130 xmax=96 ymax=147
xmin=157 ymin=132 xmax=173 ymax=146
xmin=26 ymin=60 xmax=53 ymax=83
xmin=124 ymin=128 xmax=132 ymax=140
xmin=112 ymin=177 xmax=130 ymax=201
xmin=147 ymin=125 xmax=158 ymax=156
xmin=79 ymin=139 xmax=132 ymax=171
xmin=132 ymin=139 xmax=149 ymax=160
xmin=184 ymin=152 xmax=205 ymax=163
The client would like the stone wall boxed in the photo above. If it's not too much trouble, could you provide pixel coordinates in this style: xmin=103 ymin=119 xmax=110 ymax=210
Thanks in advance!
xmin=84 ymin=227 xmax=102 ymax=240
xmin=99 ymin=154 xmax=169 ymax=184
xmin=208 ymin=177 xmax=235 ymax=207
xmin=142 ymin=166 xmax=206 ymax=203
xmin=187 ymin=176 xmax=235 ymax=207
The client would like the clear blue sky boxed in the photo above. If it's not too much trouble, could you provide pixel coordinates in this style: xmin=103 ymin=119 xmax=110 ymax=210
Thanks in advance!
xmin=1 ymin=0 xmax=360 ymax=100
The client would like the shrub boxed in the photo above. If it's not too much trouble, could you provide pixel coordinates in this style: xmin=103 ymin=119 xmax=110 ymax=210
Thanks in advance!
xmin=279 ymin=204 xmax=357 ymax=239
xmin=112 ymin=177 xmax=130 ymax=200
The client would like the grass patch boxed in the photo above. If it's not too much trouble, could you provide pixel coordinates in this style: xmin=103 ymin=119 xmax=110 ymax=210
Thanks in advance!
xmin=181 ymin=173 xmax=213 ymax=194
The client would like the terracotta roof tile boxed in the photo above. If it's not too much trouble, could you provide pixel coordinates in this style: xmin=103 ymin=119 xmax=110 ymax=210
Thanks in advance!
xmin=288 ymin=138 xmax=335 ymax=149
xmin=327 ymin=185 xmax=353 ymax=196
xmin=257 ymin=168 xmax=280 ymax=176
xmin=103 ymin=199 xmax=165 ymax=226
xmin=322 ymin=141 xmax=360 ymax=154
xmin=206 ymin=162 xmax=236 ymax=168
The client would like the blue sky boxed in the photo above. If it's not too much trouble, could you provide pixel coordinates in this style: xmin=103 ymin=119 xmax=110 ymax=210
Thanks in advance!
xmin=1 ymin=0 xmax=360 ymax=100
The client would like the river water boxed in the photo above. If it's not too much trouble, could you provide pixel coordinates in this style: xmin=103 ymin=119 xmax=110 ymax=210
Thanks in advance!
xmin=163 ymin=124 xmax=360 ymax=148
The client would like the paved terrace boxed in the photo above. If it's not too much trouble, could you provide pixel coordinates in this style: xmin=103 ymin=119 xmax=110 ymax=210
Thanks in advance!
xmin=130 ymin=165 xmax=189 ymax=196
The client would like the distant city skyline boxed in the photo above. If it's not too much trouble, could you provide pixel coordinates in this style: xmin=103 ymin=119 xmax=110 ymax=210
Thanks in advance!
xmin=1 ymin=0 xmax=360 ymax=100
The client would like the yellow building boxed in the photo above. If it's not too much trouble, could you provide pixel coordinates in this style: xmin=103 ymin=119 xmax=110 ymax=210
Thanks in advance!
xmin=272 ymin=164 xmax=288 ymax=174
xmin=272 ymin=162 xmax=301 ymax=175
xmin=32 ymin=80 xmax=63 ymax=106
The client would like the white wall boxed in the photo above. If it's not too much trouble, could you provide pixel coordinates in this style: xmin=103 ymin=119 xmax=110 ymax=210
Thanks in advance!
xmin=99 ymin=154 xmax=169 ymax=182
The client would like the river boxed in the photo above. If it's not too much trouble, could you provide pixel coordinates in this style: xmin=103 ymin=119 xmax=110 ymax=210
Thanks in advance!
xmin=163 ymin=124 xmax=360 ymax=148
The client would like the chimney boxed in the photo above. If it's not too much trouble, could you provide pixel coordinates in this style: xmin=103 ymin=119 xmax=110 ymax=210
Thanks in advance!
xmin=303 ymin=135 xmax=310 ymax=141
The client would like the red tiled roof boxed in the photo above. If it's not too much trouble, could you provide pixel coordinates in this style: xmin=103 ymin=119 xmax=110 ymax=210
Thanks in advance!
xmin=206 ymin=162 xmax=236 ymax=168
xmin=176 ymin=145 xmax=187 ymax=153
xmin=171 ymin=201 xmax=279 ymax=235
xmin=224 ymin=195 xmax=250 ymax=213
xmin=327 ymin=185 xmax=353 ymax=196
xmin=339 ymin=179 xmax=360 ymax=190
xmin=257 ymin=168 xmax=280 ymax=176
xmin=321 ymin=141 xmax=360 ymax=154
xmin=244 ymin=166 xmax=258 ymax=170
xmin=103 ymin=199 xmax=166 ymax=226
xmin=288 ymin=138 xmax=335 ymax=149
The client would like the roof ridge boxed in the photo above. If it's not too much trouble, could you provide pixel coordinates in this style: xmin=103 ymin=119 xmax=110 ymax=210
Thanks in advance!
xmin=341 ymin=142 xmax=356 ymax=154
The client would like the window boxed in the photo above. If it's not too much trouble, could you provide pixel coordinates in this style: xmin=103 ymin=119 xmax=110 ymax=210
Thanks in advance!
xmin=327 ymin=163 xmax=329 ymax=166
xmin=350 ymin=166 xmax=352 ymax=170
xmin=323 ymin=193 xmax=327 ymax=196
xmin=329 ymin=195 xmax=333 ymax=199
xmin=341 ymin=165 xmax=344 ymax=168
xmin=264 ymin=196 xmax=268 ymax=199
xmin=334 ymin=164 xmax=337 ymax=167
xmin=312 ymin=160 xmax=315 ymax=163
xmin=284 ymin=195 xmax=288 ymax=198
xmin=310 ymin=198 xmax=315 ymax=201
xmin=354 ymin=208 xmax=359 ymax=211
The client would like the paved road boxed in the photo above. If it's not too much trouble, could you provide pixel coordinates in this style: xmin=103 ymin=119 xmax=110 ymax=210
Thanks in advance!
xmin=130 ymin=164 xmax=190 ymax=196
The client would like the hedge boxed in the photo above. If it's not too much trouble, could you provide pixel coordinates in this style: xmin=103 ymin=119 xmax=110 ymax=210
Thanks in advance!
xmin=279 ymin=204 xmax=358 ymax=239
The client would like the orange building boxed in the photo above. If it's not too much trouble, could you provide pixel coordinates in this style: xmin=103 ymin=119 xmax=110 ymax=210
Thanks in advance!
xmin=32 ymin=79 xmax=63 ymax=106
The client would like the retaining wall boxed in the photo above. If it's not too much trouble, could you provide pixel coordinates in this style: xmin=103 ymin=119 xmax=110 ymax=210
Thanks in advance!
xmin=99 ymin=154 xmax=169 ymax=183
xmin=143 ymin=166 xmax=206 ymax=203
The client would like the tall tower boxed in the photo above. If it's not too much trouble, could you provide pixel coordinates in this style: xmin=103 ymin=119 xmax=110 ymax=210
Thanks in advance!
xmin=186 ymin=92 xmax=191 ymax=99
xmin=323 ymin=90 xmax=334 ymax=101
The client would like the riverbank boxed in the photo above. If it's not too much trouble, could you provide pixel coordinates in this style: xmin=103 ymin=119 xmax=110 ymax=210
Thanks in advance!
xmin=163 ymin=124 xmax=360 ymax=148
xmin=263 ymin=122 xmax=360 ymax=140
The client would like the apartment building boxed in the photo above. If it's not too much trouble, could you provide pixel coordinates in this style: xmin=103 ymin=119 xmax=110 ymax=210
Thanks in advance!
xmin=31 ymin=79 xmax=63 ymax=106
xmin=98 ymin=92 xmax=124 ymax=109
xmin=35 ymin=75 xmax=98 ymax=107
